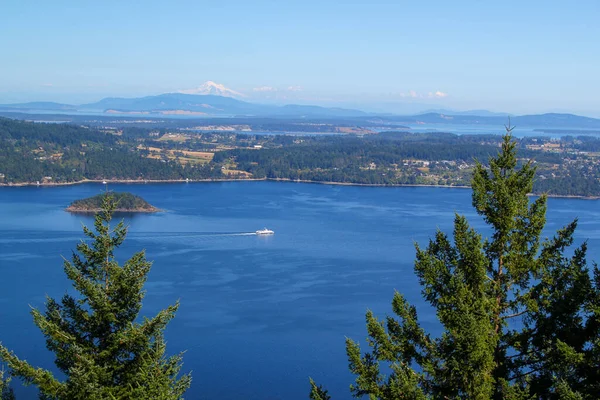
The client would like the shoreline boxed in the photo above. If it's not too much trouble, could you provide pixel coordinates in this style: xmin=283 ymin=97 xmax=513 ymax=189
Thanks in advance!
xmin=1 ymin=178 xmax=598 ymax=200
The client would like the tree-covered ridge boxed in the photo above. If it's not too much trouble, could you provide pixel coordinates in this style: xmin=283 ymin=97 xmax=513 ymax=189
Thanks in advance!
xmin=3 ymin=116 xmax=600 ymax=197
xmin=67 ymin=192 xmax=159 ymax=213
xmin=0 ymin=117 xmax=221 ymax=184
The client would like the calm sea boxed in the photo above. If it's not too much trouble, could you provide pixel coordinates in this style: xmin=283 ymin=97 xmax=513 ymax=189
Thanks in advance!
xmin=0 ymin=182 xmax=598 ymax=399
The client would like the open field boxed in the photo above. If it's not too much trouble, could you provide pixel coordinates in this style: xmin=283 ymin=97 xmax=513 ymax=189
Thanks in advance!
xmin=139 ymin=145 xmax=214 ymax=164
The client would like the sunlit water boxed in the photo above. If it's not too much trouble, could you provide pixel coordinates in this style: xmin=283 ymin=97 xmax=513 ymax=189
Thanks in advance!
xmin=0 ymin=182 xmax=597 ymax=399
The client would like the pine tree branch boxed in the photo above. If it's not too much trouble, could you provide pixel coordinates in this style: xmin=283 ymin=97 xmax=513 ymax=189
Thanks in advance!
xmin=503 ymin=309 xmax=527 ymax=319
xmin=508 ymin=366 xmax=545 ymax=382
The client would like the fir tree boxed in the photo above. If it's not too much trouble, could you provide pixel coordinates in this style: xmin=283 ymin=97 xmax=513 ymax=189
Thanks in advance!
xmin=314 ymin=128 xmax=600 ymax=399
xmin=309 ymin=378 xmax=331 ymax=400
xmin=0 ymin=194 xmax=191 ymax=399
xmin=0 ymin=369 xmax=15 ymax=400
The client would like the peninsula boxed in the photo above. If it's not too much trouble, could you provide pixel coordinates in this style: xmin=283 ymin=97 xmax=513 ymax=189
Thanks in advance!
xmin=66 ymin=192 xmax=159 ymax=213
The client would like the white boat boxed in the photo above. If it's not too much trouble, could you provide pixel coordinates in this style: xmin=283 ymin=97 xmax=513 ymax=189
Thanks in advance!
xmin=256 ymin=228 xmax=274 ymax=235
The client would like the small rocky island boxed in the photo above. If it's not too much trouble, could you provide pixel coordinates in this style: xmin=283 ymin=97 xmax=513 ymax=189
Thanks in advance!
xmin=66 ymin=192 xmax=160 ymax=213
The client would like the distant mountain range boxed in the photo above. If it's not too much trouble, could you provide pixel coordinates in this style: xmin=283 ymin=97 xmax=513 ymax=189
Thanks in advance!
xmin=2 ymin=91 xmax=600 ymax=129
xmin=0 ymin=101 xmax=77 ymax=111
xmin=0 ymin=93 xmax=368 ymax=118
xmin=80 ymin=94 xmax=266 ymax=115
xmin=420 ymin=109 xmax=511 ymax=117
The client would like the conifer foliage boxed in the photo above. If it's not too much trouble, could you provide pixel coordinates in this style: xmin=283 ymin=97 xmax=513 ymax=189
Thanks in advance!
xmin=312 ymin=129 xmax=600 ymax=399
xmin=0 ymin=370 xmax=15 ymax=400
xmin=0 ymin=194 xmax=191 ymax=399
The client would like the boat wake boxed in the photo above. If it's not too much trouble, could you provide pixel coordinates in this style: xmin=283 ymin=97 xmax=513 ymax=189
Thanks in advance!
xmin=175 ymin=232 xmax=258 ymax=237
xmin=128 ymin=232 xmax=271 ymax=241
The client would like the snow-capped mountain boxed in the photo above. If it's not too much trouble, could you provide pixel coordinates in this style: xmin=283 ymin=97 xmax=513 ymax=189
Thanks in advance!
xmin=178 ymin=81 xmax=246 ymax=98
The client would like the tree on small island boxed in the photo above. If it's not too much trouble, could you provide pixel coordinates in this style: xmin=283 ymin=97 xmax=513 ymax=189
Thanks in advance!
xmin=66 ymin=191 xmax=159 ymax=213
xmin=0 ymin=193 xmax=190 ymax=398
xmin=311 ymin=128 xmax=600 ymax=399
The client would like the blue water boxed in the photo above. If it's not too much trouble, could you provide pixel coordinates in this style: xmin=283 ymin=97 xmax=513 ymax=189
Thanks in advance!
xmin=387 ymin=123 xmax=600 ymax=139
xmin=0 ymin=182 xmax=598 ymax=399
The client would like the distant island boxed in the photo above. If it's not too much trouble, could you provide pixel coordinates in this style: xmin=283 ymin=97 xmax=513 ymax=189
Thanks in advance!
xmin=66 ymin=192 xmax=159 ymax=213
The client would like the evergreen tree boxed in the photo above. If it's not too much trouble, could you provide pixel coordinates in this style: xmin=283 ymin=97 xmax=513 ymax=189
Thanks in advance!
xmin=0 ymin=194 xmax=191 ymax=399
xmin=309 ymin=378 xmax=331 ymax=400
xmin=315 ymin=129 xmax=599 ymax=399
xmin=0 ymin=370 xmax=15 ymax=400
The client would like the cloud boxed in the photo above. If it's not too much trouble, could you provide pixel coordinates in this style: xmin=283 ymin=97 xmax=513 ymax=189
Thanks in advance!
xmin=251 ymin=85 xmax=303 ymax=93
xmin=398 ymin=90 xmax=449 ymax=99
xmin=41 ymin=83 xmax=54 ymax=87
xmin=398 ymin=90 xmax=419 ymax=98
xmin=253 ymin=86 xmax=277 ymax=92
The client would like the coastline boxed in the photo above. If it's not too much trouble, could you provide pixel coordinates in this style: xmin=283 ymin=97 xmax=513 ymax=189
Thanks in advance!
xmin=1 ymin=178 xmax=598 ymax=200
xmin=0 ymin=178 xmax=268 ymax=188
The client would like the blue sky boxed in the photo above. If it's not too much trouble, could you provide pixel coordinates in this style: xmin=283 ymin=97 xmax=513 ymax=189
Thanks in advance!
xmin=1 ymin=0 xmax=599 ymax=115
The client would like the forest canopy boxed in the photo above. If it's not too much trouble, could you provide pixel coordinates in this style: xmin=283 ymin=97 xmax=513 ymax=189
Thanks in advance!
xmin=2 ymin=116 xmax=600 ymax=197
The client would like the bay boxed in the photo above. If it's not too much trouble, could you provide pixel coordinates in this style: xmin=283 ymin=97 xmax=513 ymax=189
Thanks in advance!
xmin=0 ymin=182 xmax=597 ymax=399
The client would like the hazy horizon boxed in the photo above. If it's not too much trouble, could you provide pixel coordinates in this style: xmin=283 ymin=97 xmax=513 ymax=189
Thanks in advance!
xmin=1 ymin=1 xmax=599 ymax=116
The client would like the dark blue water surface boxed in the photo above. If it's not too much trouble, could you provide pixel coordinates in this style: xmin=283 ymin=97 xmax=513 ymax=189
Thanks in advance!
xmin=0 ymin=182 xmax=598 ymax=399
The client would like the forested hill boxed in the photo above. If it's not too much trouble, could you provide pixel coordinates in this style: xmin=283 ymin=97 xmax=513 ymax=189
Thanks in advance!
xmin=2 ymin=117 xmax=600 ymax=197
xmin=0 ymin=117 xmax=220 ymax=183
